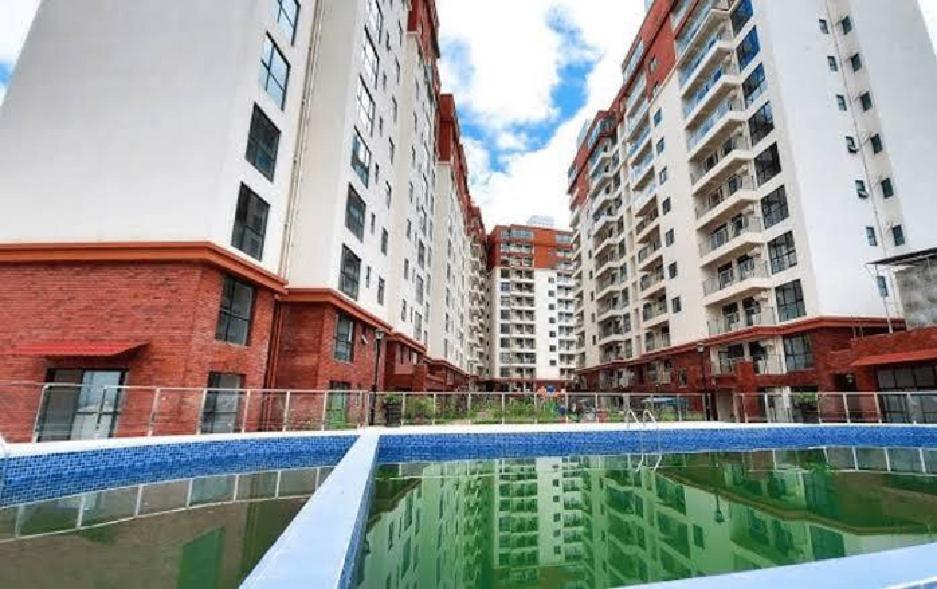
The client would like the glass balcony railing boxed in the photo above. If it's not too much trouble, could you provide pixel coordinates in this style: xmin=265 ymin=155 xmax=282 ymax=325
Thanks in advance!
xmin=679 ymin=26 xmax=731 ymax=87
xmin=629 ymin=155 xmax=654 ymax=185
xmin=708 ymin=307 xmax=776 ymax=336
xmin=677 ymin=0 xmax=731 ymax=57
xmin=700 ymin=214 xmax=763 ymax=256
xmin=638 ymin=239 xmax=663 ymax=264
xmin=690 ymin=133 xmax=751 ymax=186
xmin=628 ymin=124 xmax=652 ymax=157
xmin=687 ymin=98 xmax=745 ymax=151
xmin=645 ymin=333 xmax=672 ymax=353
xmin=682 ymin=62 xmax=739 ymax=118
xmin=642 ymin=302 xmax=668 ymax=322
xmin=640 ymin=270 xmax=665 ymax=291
xmin=694 ymin=174 xmax=756 ymax=219
xmin=702 ymin=259 xmax=768 ymax=295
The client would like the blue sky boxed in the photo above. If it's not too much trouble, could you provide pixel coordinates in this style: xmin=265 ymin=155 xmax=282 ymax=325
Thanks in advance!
xmin=2 ymin=0 xmax=937 ymax=227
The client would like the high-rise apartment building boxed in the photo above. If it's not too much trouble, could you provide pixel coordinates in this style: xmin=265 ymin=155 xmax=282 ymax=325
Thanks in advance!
xmin=0 ymin=0 xmax=490 ymax=414
xmin=488 ymin=223 xmax=577 ymax=391
xmin=569 ymin=0 xmax=937 ymax=416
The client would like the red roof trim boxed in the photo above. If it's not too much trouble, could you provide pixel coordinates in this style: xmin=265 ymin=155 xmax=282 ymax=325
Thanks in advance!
xmin=8 ymin=341 xmax=148 ymax=358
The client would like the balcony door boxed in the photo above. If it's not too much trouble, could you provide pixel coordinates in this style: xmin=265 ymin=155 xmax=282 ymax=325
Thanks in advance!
xmin=37 ymin=369 xmax=126 ymax=441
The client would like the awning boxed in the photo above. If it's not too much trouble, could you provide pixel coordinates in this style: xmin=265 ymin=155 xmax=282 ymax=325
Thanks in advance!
xmin=7 ymin=341 xmax=148 ymax=358
xmin=851 ymin=349 xmax=937 ymax=368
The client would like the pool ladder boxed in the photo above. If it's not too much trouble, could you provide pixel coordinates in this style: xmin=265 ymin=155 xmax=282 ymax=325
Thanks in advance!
xmin=624 ymin=409 xmax=662 ymax=470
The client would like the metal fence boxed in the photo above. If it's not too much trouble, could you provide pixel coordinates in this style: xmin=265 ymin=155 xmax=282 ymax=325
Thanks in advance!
xmin=733 ymin=391 xmax=937 ymax=424
xmin=0 ymin=381 xmax=712 ymax=443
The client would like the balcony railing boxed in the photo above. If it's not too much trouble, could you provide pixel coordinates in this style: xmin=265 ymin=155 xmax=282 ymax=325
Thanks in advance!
xmin=677 ymin=0 xmax=731 ymax=57
xmin=638 ymin=239 xmax=663 ymax=264
xmin=629 ymin=154 xmax=654 ymax=185
xmin=700 ymin=214 xmax=762 ymax=256
xmin=702 ymin=259 xmax=769 ymax=295
xmin=682 ymin=61 xmax=740 ymax=118
xmin=642 ymin=302 xmax=668 ymax=322
xmin=694 ymin=174 xmax=756 ymax=219
xmin=690 ymin=133 xmax=751 ymax=186
xmin=686 ymin=98 xmax=745 ymax=152
xmin=628 ymin=124 xmax=652 ymax=157
xmin=645 ymin=333 xmax=672 ymax=353
xmin=679 ymin=25 xmax=731 ymax=87
xmin=640 ymin=270 xmax=665 ymax=292
xmin=708 ymin=307 xmax=777 ymax=336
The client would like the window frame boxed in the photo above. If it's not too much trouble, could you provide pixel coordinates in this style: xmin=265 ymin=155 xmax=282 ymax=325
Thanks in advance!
xmin=339 ymin=245 xmax=362 ymax=300
xmin=231 ymin=183 xmax=270 ymax=261
xmin=216 ymin=276 xmax=255 ymax=346
xmin=345 ymin=186 xmax=366 ymax=241
xmin=245 ymin=106 xmax=280 ymax=181
xmin=333 ymin=313 xmax=356 ymax=363
xmin=775 ymin=279 xmax=806 ymax=322
xmin=260 ymin=35 xmax=290 ymax=109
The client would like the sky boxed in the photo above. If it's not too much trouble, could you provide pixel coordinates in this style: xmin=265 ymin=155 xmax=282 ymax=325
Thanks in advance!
xmin=1 ymin=0 xmax=936 ymax=229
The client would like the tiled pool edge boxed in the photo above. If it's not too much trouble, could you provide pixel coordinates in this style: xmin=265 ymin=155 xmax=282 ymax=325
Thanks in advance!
xmin=241 ymin=432 xmax=379 ymax=589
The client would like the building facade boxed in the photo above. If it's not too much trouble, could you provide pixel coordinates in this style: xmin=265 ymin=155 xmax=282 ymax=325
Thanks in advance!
xmin=488 ymin=223 xmax=577 ymax=391
xmin=0 ymin=0 xmax=492 ymax=440
xmin=569 ymin=0 xmax=937 ymax=415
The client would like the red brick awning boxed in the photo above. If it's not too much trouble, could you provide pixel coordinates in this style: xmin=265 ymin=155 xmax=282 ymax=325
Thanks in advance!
xmin=851 ymin=349 xmax=937 ymax=368
xmin=8 ymin=341 xmax=148 ymax=358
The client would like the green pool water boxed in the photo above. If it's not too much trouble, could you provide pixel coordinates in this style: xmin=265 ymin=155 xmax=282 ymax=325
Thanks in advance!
xmin=356 ymin=447 xmax=937 ymax=588
xmin=0 ymin=466 xmax=331 ymax=589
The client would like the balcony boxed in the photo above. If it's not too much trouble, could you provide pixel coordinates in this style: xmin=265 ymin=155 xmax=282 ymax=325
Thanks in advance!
xmin=679 ymin=25 xmax=734 ymax=90
xmin=595 ymin=251 xmax=622 ymax=274
xmin=708 ymin=307 xmax=777 ymax=336
xmin=596 ymin=274 xmax=627 ymax=300
xmin=638 ymin=239 xmax=663 ymax=270
xmin=645 ymin=332 xmax=672 ymax=353
xmin=694 ymin=174 xmax=758 ymax=228
xmin=627 ymin=99 xmax=651 ymax=138
xmin=702 ymin=259 xmax=771 ymax=304
xmin=599 ymin=324 xmax=632 ymax=345
xmin=690 ymin=134 xmax=752 ymax=196
xmin=676 ymin=0 xmax=732 ymax=60
xmin=683 ymin=61 xmax=741 ymax=125
xmin=642 ymin=301 xmax=669 ymax=325
xmin=686 ymin=97 xmax=747 ymax=156
xmin=640 ymin=268 xmax=665 ymax=293
xmin=597 ymin=300 xmax=629 ymax=321
xmin=628 ymin=124 xmax=652 ymax=160
xmin=699 ymin=213 xmax=763 ymax=264
xmin=631 ymin=179 xmax=658 ymax=214
xmin=635 ymin=212 xmax=659 ymax=240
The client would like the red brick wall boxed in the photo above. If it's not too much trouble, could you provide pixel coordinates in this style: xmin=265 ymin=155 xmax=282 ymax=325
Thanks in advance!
xmin=0 ymin=261 xmax=275 ymax=441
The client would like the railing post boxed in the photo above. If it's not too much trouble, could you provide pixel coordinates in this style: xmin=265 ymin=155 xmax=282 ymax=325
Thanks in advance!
xmin=147 ymin=388 xmax=162 ymax=437
xmin=842 ymin=392 xmax=851 ymax=424
xmin=467 ymin=391 xmax=472 ymax=420
xmin=763 ymin=392 xmax=769 ymax=424
xmin=594 ymin=392 xmax=599 ymax=421
xmin=241 ymin=389 xmax=252 ymax=433
xmin=32 ymin=384 xmax=50 ymax=442
xmin=282 ymin=391 xmax=292 ymax=433
xmin=564 ymin=392 xmax=570 ymax=424
xmin=907 ymin=392 xmax=917 ymax=424
xmin=432 ymin=393 xmax=437 ymax=426
xmin=401 ymin=393 xmax=407 ymax=427
xmin=94 ymin=385 xmax=111 ymax=438
xmin=874 ymin=392 xmax=882 ymax=424
xmin=320 ymin=390 xmax=329 ymax=431
xmin=501 ymin=393 xmax=506 ymax=425
xmin=196 ymin=388 xmax=209 ymax=435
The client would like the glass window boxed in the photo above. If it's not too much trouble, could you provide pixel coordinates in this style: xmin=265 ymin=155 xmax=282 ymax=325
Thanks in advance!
xmin=870 ymin=134 xmax=883 ymax=154
xmin=653 ymin=108 xmax=662 ymax=126
xmin=259 ymin=36 xmax=290 ymax=109
xmin=736 ymin=27 xmax=760 ymax=70
xmin=856 ymin=179 xmax=869 ymax=199
xmin=662 ymin=197 xmax=671 ymax=214
xmin=892 ymin=225 xmax=906 ymax=247
xmin=748 ymin=102 xmax=774 ymax=145
xmin=877 ymin=275 xmax=889 ymax=298
xmin=784 ymin=335 xmax=814 ymax=371
xmin=356 ymin=78 xmax=375 ymax=135
xmin=659 ymin=167 xmax=668 ymax=184
xmin=819 ymin=19 xmax=829 ymax=34
xmin=776 ymin=279 xmax=806 ymax=322
xmin=768 ymin=231 xmax=797 ymax=273
xmin=866 ymin=226 xmax=878 ymax=247
xmin=754 ymin=143 xmax=782 ymax=186
xmin=881 ymin=177 xmax=895 ymax=198
xmin=850 ymin=53 xmax=862 ymax=71
xmin=345 ymin=186 xmax=366 ymax=240
xmin=846 ymin=136 xmax=858 ymax=153
xmin=665 ymin=229 xmax=675 ymax=246
xmin=672 ymin=297 xmax=682 ymax=314
xmin=836 ymin=94 xmax=848 ymax=111
xmin=731 ymin=0 xmax=753 ymax=35
xmin=381 ymin=229 xmax=389 ymax=254
xmin=841 ymin=16 xmax=853 ymax=35
xmin=246 ymin=106 xmax=280 ymax=180
xmin=742 ymin=64 xmax=766 ymax=107
xmin=216 ymin=276 xmax=254 ymax=345
xmin=668 ymin=262 xmax=678 ymax=279
xmin=272 ymin=0 xmax=300 ymax=43
xmin=860 ymin=92 xmax=873 ymax=111
xmin=231 ymin=184 xmax=269 ymax=261
xmin=333 ymin=313 xmax=355 ymax=362
xmin=827 ymin=56 xmax=838 ymax=72
xmin=339 ymin=245 xmax=361 ymax=299
xmin=351 ymin=129 xmax=372 ymax=186
xmin=361 ymin=33 xmax=379 ymax=87
xmin=378 ymin=278 xmax=385 ymax=305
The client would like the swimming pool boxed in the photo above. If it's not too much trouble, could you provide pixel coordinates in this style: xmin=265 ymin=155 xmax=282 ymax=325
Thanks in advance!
xmin=3 ymin=425 xmax=937 ymax=588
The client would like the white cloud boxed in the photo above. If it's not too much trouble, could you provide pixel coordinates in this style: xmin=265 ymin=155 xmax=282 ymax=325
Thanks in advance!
xmin=437 ymin=0 xmax=645 ymax=228
xmin=0 ymin=0 xmax=39 ymax=63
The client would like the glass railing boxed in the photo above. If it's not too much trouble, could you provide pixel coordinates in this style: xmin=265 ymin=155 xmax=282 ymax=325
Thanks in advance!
xmin=679 ymin=26 xmax=731 ymax=87
xmin=627 ymin=99 xmax=650 ymax=133
xmin=629 ymin=155 xmax=654 ymax=185
xmin=694 ymin=174 xmax=755 ymax=218
xmin=690 ymin=134 xmax=751 ymax=186
xmin=682 ymin=62 xmax=739 ymax=118
xmin=687 ymin=98 xmax=744 ymax=151
xmin=638 ymin=240 xmax=663 ymax=263
xmin=646 ymin=333 xmax=672 ymax=352
xmin=640 ymin=270 xmax=665 ymax=291
xmin=677 ymin=0 xmax=730 ymax=57
xmin=702 ymin=259 xmax=768 ymax=295
xmin=708 ymin=307 xmax=776 ymax=336
xmin=628 ymin=125 xmax=652 ymax=157
xmin=642 ymin=302 xmax=669 ymax=322
xmin=700 ymin=214 xmax=763 ymax=256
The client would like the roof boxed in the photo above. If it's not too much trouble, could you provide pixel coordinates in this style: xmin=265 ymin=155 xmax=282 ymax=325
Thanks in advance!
xmin=870 ymin=247 xmax=937 ymax=267
xmin=851 ymin=348 xmax=937 ymax=368
xmin=7 ymin=340 xmax=148 ymax=358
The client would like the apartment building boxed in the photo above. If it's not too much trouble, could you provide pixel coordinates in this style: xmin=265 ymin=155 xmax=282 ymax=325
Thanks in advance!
xmin=0 ymin=0 xmax=490 ymax=436
xmin=569 ymin=0 xmax=937 ymax=416
xmin=488 ymin=222 xmax=577 ymax=391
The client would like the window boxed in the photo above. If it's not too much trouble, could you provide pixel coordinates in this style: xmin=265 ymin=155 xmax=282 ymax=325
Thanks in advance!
xmin=776 ymin=279 xmax=806 ymax=322
xmin=356 ymin=78 xmax=375 ymax=135
xmin=656 ymin=138 xmax=665 ymax=155
xmin=850 ymin=53 xmax=862 ymax=71
xmin=736 ymin=27 xmax=760 ymax=70
xmin=841 ymin=16 xmax=853 ymax=35
xmin=870 ymin=134 xmax=883 ymax=154
xmin=877 ymin=275 xmax=889 ymax=298
xmin=662 ymin=198 xmax=671 ymax=214
xmin=836 ymin=94 xmax=848 ymax=111
xmin=351 ymin=129 xmax=372 ymax=186
xmin=672 ymin=297 xmax=682 ymax=314
xmin=827 ymin=56 xmax=838 ymax=72
xmin=742 ymin=64 xmax=766 ymax=107
xmin=333 ymin=313 xmax=355 ymax=362
xmin=856 ymin=179 xmax=869 ymax=199
xmin=784 ymin=334 xmax=814 ymax=371
xmin=377 ymin=277 xmax=385 ymax=305
xmin=273 ymin=0 xmax=300 ymax=43
xmin=846 ymin=136 xmax=858 ymax=153
xmin=860 ymin=91 xmax=873 ymax=111
xmin=659 ymin=167 xmax=668 ymax=184
xmin=768 ymin=231 xmax=797 ymax=273
xmin=881 ymin=177 xmax=895 ymax=198
xmin=866 ymin=226 xmax=878 ymax=246
xmin=231 ymin=184 xmax=269 ymax=260
xmin=260 ymin=36 xmax=290 ymax=109
xmin=819 ymin=19 xmax=829 ymax=34
xmin=731 ymin=0 xmax=753 ymax=35
xmin=754 ymin=143 xmax=782 ymax=186
xmin=668 ymin=262 xmax=678 ymax=279
xmin=748 ymin=102 xmax=774 ymax=145
xmin=361 ymin=33 xmax=379 ymax=87
xmin=203 ymin=373 xmax=243 ymax=434
xmin=246 ymin=106 xmax=280 ymax=180
xmin=653 ymin=108 xmax=662 ymax=126
xmin=339 ymin=245 xmax=361 ymax=299
xmin=216 ymin=276 xmax=254 ymax=345
xmin=665 ymin=229 xmax=675 ymax=246
xmin=345 ymin=186 xmax=366 ymax=240
xmin=380 ymin=229 xmax=389 ymax=254
xmin=892 ymin=224 xmax=906 ymax=247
